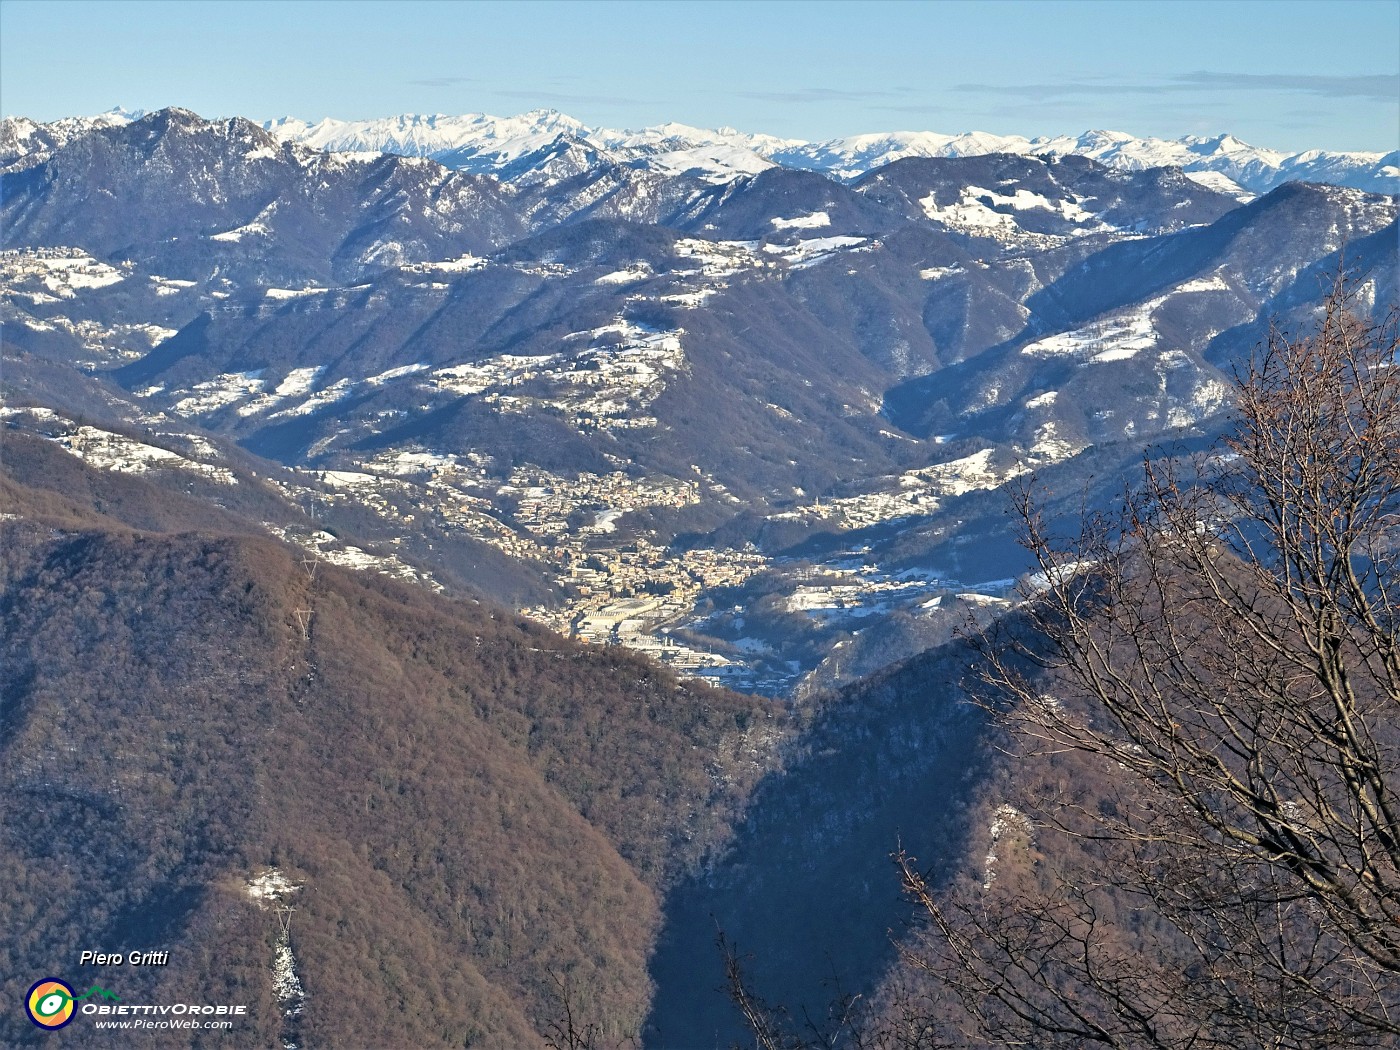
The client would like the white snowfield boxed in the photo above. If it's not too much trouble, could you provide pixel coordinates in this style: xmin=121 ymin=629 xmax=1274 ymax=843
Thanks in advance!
xmin=366 ymin=363 xmax=429 ymax=385
xmin=763 ymin=235 xmax=870 ymax=269
xmin=921 ymin=185 xmax=1107 ymax=239
xmin=1182 ymin=169 xmax=1254 ymax=201
xmin=594 ymin=264 xmax=653 ymax=285
xmin=276 ymin=366 xmax=324 ymax=397
xmin=918 ymin=265 xmax=965 ymax=281
xmin=770 ymin=210 xmax=831 ymax=230
xmin=918 ymin=448 xmax=1029 ymax=496
xmin=1021 ymin=273 xmax=1238 ymax=365
xmin=1021 ymin=310 xmax=1158 ymax=362
xmin=400 ymin=253 xmax=488 ymax=274
xmin=149 ymin=275 xmax=197 ymax=296
xmin=640 ymin=142 xmax=774 ymax=183
xmin=210 ymin=221 xmax=271 ymax=243
xmin=264 ymin=285 xmax=328 ymax=299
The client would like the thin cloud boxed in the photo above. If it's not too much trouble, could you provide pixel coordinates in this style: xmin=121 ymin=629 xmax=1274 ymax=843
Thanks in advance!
xmin=955 ymin=80 xmax=1166 ymax=97
xmin=1176 ymin=71 xmax=1399 ymax=101
xmin=956 ymin=72 xmax=1399 ymax=102
xmin=410 ymin=76 xmax=477 ymax=88
xmin=871 ymin=103 xmax=951 ymax=115
xmin=738 ymin=87 xmax=900 ymax=104
xmin=969 ymin=100 xmax=1233 ymax=128
xmin=492 ymin=89 xmax=652 ymax=107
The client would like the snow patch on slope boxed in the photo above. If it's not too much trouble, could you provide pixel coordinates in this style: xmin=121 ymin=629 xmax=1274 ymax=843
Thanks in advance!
xmin=770 ymin=210 xmax=830 ymax=230
xmin=170 ymin=371 xmax=267 ymax=416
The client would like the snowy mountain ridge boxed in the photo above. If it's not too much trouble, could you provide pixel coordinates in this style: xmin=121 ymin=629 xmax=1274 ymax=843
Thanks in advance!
xmin=4 ymin=106 xmax=1393 ymax=194
xmin=0 ymin=107 xmax=145 ymax=172
xmin=253 ymin=108 xmax=1396 ymax=195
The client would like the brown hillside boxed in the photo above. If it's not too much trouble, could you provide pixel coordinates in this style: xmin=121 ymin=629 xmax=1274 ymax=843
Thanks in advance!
xmin=0 ymin=450 xmax=777 ymax=1048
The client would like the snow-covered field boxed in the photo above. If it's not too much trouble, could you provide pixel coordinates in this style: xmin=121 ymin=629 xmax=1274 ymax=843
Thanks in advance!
xmin=921 ymin=185 xmax=1109 ymax=239
xmin=770 ymin=210 xmax=831 ymax=230
xmin=1021 ymin=308 xmax=1158 ymax=363
xmin=0 ymin=248 xmax=129 ymax=299
xmin=2 ymin=406 xmax=238 ymax=485
xmin=763 ymin=235 xmax=870 ymax=269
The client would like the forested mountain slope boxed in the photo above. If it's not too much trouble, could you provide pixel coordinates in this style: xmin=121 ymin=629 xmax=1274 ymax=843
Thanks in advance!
xmin=0 ymin=440 xmax=777 ymax=1048
xmin=645 ymin=629 xmax=998 ymax=1047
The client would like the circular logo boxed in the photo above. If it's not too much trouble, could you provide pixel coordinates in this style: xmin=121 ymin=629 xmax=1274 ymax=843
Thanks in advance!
xmin=26 ymin=979 xmax=76 ymax=1030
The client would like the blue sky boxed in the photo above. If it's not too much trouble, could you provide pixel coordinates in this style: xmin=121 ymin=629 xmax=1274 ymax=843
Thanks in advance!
xmin=2 ymin=0 xmax=1396 ymax=152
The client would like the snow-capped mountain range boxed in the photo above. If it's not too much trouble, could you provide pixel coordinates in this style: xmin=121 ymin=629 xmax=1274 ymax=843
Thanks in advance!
xmin=3 ymin=106 xmax=1395 ymax=196
xmin=258 ymin=109 xmax=1398 ymax=196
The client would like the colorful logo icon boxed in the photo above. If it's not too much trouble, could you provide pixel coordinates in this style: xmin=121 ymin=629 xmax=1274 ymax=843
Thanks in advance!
xmin=26 ymin=978 xmax=76 ymax=1029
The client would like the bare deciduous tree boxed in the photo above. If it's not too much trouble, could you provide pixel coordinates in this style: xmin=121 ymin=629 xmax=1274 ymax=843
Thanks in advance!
xmin=896 ymin=276 xmax=1400 ymax=1048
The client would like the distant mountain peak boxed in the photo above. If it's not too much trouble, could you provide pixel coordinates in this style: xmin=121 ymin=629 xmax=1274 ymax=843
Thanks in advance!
xmin=234 ymin=106 xmax=1384 ymax=194
xmin=2 ymin=106 xmax=1394 ymax=196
